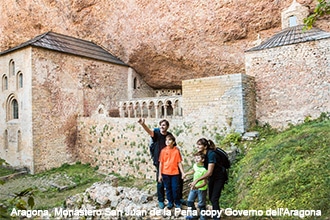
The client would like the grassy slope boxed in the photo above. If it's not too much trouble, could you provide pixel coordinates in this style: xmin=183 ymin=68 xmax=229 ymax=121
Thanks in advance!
xmin=222 ymin=119 xmax=330 ymax=218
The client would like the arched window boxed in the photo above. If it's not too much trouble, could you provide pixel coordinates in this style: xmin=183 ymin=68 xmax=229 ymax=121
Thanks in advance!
xmin=149 ymin=101 xmax=156 ymax=118
xmin=2 ymin=75 xmax=8 ymax=91
xmin=12 ymin=99 xmax=19 ymax=119
xmin=133 ymin=77 xmax=138 ymax=89
xmin=6 ymin=94 xmax=19 ymax=120
xmin=17 ymin=72 xmax=23 ymax=89
xmin=9 ymin=59 xmax=15 ymax=76
xmin=166 ymin=100 xmax=173 ymax=116
xmin=141 ymin=102 xmax=148 ymax=118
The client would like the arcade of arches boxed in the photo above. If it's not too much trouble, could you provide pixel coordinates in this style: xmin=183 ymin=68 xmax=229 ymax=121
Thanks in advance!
xmin=119 ymin=97 xmax=182 ymax=118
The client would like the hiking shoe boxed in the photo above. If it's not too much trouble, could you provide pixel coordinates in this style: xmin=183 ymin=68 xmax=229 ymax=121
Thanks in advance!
xmin=175 ymin=204 xmax=182 ymax=209
xmin=185 ymin=216 xmax=197 ymax=220
xmin=180 ymin=199 xmax=187 ymax=206
xmin=167 ymin=203 xmax=173 ymax=209
xmin=158 ymin=202 xmax=165 ymax=209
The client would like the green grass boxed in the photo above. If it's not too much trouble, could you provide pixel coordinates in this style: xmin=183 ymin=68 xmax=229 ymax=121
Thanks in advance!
xmin=0 ymin=162 xmax=105 ymax=211
xmin=0 ymin=159 xmax=16 ymax=177
xmin=221 ymin=117 xmax=330 ymax=219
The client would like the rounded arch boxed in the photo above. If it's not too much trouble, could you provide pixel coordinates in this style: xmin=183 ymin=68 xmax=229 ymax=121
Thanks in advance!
xmin=133 ymin=77 xmax=140 ymax=90
xmin=141 ymin=101 xmax=148 ymax=118
xmin=17 ymin=71 xmax=23 ymax=89
xmin=165 ymin=99 xmax=173 ymax=117
xmin=97 ymin=104 xmax=106 ymax=115
xmin=157 ymin=100 xmax=164 ymax=118
xmin=128 ymin=102 xmax=134 ymax=118
xmin=2 ymin=74 xmax=8 ymax=91
xmin=9 ymin=59 xmax=15 ymax=76
xmin=6 ymin=94 xmax=19 ymax=121
xmin=122 ymin=102 xmax=128 ymax=117
xmin=174 ymin=99 xmax=182 ymax=116
xmin=149 ymin=101 xmax=156 ymax=118
xmin=134 ymin=101 xmax=141 ymax=117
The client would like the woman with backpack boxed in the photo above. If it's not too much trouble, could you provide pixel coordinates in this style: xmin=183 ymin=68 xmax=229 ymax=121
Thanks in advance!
xmin=190 ymin=138 xmax=228 ymax=220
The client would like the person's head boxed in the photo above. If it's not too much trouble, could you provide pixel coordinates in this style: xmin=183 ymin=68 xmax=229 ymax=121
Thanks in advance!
xmin=159 ymin=119 xmax=170 ymax=134
xmin=196 ymin=138 xmax=216 ymax=153
xmin=165 ymin=134 xmax=176 ymax=147
xmin=194 ymin=152 xmax=205 ymax=165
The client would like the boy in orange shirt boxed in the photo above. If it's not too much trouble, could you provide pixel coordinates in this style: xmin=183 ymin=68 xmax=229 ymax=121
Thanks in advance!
xmin=158 ymin=134 xmax=185 ymax=209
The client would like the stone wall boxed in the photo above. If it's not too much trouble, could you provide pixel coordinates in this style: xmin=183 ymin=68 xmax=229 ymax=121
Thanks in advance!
xmin=30 ymin=48 xmax=132 ymax=173
xmin=182 ymin=74 xmax=256 ymax=133
xmin=128 ymin=68 xmax=155 ymax=100
xmin=76 ymin=74 xmax=255 ymax=179
xmin=245 ymin=39 xmax=330 ymax=128
xmin=77 ymin=116 xmax=224 ymax=179
xmin=0 ymin=47 xmax=34 ymax=171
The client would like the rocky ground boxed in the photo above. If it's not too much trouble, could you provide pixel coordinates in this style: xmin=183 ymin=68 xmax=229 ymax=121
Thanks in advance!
xmin=60 ymin=175 xmax=214 ymax=220
xmin=1 ymin=172 xmax=218 ymax=219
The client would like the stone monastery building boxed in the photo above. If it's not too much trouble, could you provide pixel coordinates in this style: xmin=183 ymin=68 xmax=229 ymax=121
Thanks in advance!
xmin=1 ymin=1 xmax=330 ymax=175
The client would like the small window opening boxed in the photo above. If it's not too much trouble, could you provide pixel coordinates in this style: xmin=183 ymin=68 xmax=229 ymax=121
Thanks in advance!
xmin=12 ymin=99 xmax=19 ymax=119
xmin=133 ymin=77 xmax=138 ymax=89
xmin=4 ymin=130 xmax=9 ymax=150
xmin=18 ymin=72 xmax=23 ymax=88
xmin=9 ymin=60 xmax=15 ymax=76
xmin=2 ymin=75 xmax=8 ymax=91
xmin=289 ymin=15 xmax=297 ymax=27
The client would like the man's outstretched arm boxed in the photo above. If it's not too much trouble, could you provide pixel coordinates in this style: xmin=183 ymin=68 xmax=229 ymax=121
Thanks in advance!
xmin=138 ymin=118 xmax=154 ymax=137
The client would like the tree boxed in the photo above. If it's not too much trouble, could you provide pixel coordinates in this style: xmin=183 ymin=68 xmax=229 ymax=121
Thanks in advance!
xmin=304 ymin=0 xmax=330 ymax=29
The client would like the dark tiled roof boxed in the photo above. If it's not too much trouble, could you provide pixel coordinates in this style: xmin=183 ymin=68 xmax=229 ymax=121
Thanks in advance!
xmin=246 ymin=25 xmax=330 ymax=52
xmin=0 ymin=32 xmax=129 ymax=66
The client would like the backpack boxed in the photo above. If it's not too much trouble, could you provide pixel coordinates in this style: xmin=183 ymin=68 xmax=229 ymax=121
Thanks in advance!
xmin=213 ymin=147 xmax=231 ymax=169
xmin=213 ymin=147 xmax=231 ymax=184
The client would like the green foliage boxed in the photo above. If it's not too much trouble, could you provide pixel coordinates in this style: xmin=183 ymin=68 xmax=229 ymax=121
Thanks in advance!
xmin=0 ymin=160 xmax=15 ymax=177
xmin=220 ymin=132 xmax=242 ymax=148
xmin=304 ymin=0 xmax=330 ymax=29
xmin=172 ymin=125 xmax=184 ymax=136
xmin=252 ymin=122 xmax=279 ymax=139
xmin=0 ymin=187 xmax=36 ymax=219
xmin=125 ymin=124 xmax=136 ymax=132
xmin=227 ymin=118 xmax=330 ymax=218
xmin=89 ymin=125 xmax=97 ymax=135
xmin=1 ymin=162 xmax=105 ymax=212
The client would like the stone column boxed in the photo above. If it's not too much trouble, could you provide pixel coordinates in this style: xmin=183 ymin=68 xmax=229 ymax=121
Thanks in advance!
xmin=128 ymin=105 xmax=132 ymax=118
xmin=134 ymin=105 xmax=137 ymax=118
xmin=173 ymin=101 xmax=177 ymax=117
xmin=163 ymin=103 xmax=167 ymax=118
xmin=155 ymin=104 xmax=159 ymax=118
xmin=147 ymin=105 xmax=151 ymax=118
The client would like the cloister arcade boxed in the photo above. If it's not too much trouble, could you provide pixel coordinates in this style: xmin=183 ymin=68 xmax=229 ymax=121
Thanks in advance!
xmin=119 ymin=96 xmax=182 ymax=118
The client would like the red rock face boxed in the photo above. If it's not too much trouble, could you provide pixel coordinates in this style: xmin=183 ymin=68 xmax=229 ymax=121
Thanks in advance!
xmin=0 ymin=0 xmax=328 ymax=89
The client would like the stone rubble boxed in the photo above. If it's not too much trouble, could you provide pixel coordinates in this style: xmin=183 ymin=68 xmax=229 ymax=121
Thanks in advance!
xmin=61 ymin=175 xmax=204 ymax=220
